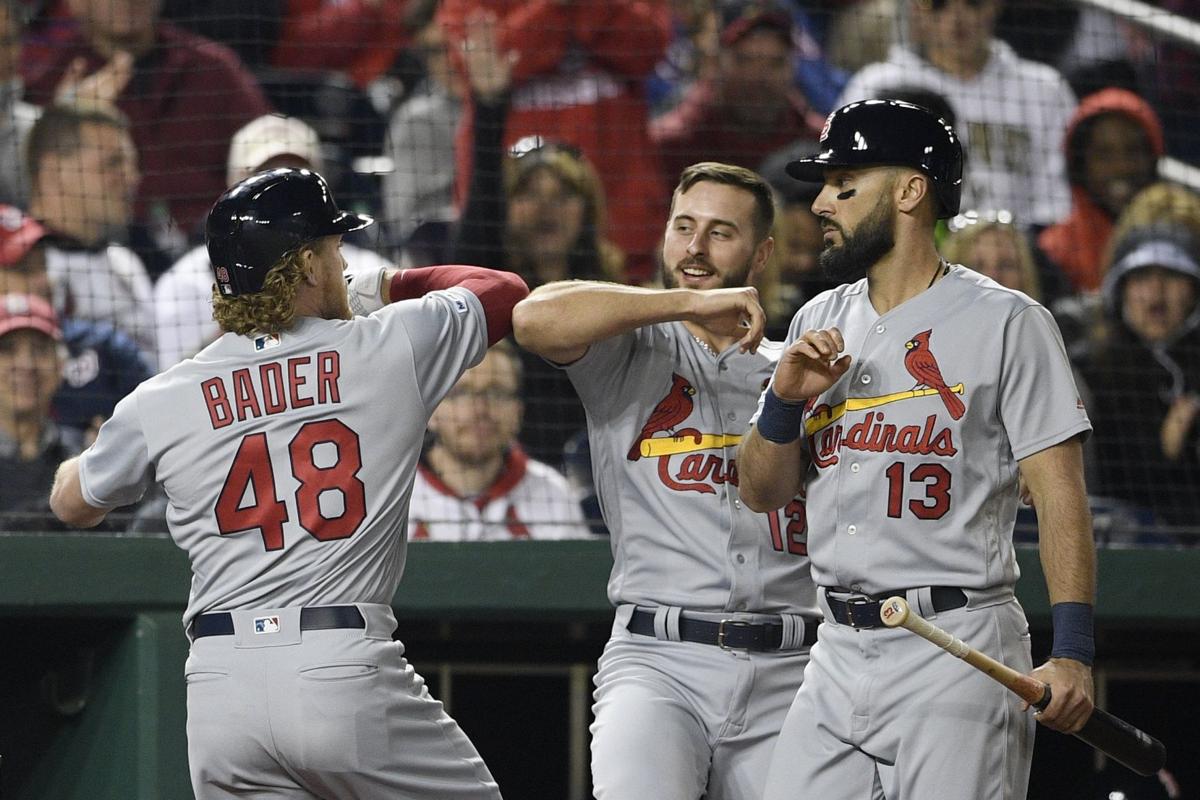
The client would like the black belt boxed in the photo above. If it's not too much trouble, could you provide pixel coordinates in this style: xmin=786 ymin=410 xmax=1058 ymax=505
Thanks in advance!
xmin=627 ymin=608 xmax=819 ymax=651
xmin=825 ymin=587 xmax=967 ymax=629
xmin=190 ymin=605 xmax=366 ymax=639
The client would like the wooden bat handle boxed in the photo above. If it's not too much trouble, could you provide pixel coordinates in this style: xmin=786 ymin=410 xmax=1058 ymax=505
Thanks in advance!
xmin=879 ymin=596 xmax=1047 ymax=704
xmin=879 ymin=596 xmax=1165 ymax=776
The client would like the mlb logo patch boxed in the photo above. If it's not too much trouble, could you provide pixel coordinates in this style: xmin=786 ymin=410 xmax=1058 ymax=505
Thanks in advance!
xmin=3 ymin=294 xmax=30 ymax=314
xmin=452 ymin=297 xmax=468 ymax=314
xmin=254 ymin=616 xmax=281 ymax=634
xmin=0 ymin=205 xmax=23 ymax=230
xmin=254 ymin=333 xmax=281 ymax=351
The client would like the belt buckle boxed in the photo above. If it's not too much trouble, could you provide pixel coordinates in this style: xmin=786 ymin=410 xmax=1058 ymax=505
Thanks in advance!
xmin=844 ymin=597 xmax=879 ymax=628
xmin=717 ymin=619 xmax=754 ymax=650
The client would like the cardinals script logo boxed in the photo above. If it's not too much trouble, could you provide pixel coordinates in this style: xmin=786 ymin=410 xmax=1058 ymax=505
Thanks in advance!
xmin=629 ymin=372 xmax=809 ymax=551
xmin=805 ymin=329 xmax=966 ymax=468
xmin=628 ymin=373 xmax=745 ymax=494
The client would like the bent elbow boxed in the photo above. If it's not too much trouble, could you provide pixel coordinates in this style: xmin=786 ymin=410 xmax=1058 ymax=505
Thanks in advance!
xmin=50 ymin=502 xmax=84 ymax=529
xmin=50 ymin=487 xmax=105 ymax=529
xmin=511 ymin=297 xmax=535 ymax=344
xmin=736 ymin=460 xmax=796 ymax=512
xmin=500 ymin=270 xmax=531 ymax=307
xmin=511 ymin=295 xmax=554 ymax=354
xmin=737 ymin=483 xmax=777 ymax=514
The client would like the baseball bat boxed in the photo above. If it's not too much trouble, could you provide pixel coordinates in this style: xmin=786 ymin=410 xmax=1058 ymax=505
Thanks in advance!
xmin=879 ymin=596 xmax=1165 ymax=776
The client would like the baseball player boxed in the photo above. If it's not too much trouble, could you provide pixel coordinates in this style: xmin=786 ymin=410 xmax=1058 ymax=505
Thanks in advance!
xmin=513 ymin=162 xmax=821 ymax=800
xmin=153 ymin=112 xmax=393 ymax=369
xmin=49 ymin=167 xmax=528 ymax=799
xmin=736 ymin=100 xmax=1097 ymax=800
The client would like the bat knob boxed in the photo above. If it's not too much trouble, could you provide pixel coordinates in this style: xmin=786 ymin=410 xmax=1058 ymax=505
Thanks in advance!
xmin=1033 ymin=684 xmax=1052 ymax=712
xmin=880 ymin=596 xmax=909 ymax=627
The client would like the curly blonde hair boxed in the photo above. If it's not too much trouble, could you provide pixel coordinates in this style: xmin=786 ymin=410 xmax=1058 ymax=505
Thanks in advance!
xmin=211 ymin=250 xmax=307 ymax=336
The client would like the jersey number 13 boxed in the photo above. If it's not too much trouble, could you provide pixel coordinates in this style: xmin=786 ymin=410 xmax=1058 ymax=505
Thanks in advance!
xmin=884 ymin=461 xmax=952 ymax=520
xmin=215 ymin=419 xmax=367 ymax=551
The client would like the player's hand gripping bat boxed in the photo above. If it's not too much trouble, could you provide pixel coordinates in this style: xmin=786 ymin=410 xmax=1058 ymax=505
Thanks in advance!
xmin=879 ymin=596 xmax=1166 ymax=776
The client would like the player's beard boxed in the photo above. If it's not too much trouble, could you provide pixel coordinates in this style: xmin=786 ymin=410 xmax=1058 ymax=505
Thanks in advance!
xmin=819 ymin=195 xmax=896 ymax=284
xmin=660 ymin=253 xmax=755 ymax=290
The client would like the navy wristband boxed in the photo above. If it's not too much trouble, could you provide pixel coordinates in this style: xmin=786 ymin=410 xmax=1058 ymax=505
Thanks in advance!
xmin=1050 ymin=602 xmax=1095 ymax=665
xmin=757 ymin=387 xmax=805 ymax=444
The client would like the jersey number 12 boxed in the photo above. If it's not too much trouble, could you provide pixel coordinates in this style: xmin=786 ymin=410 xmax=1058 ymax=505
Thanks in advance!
xmin=215 ymin=419 xmax=367 ymax=551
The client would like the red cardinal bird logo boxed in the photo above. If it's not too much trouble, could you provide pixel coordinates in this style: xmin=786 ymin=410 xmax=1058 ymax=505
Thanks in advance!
xmin=628 ymin=373 xmax=697 ymax=460
xmin=903 ymin=330 xmax=965 ymax=420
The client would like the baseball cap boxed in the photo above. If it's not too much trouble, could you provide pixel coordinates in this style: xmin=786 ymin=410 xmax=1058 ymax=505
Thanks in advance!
xmin=786 ymin=99 xmax=964 ymax=217
xmin=0 ymin=205 xmax=46 ymax=268
xmin=0 ymin=293 xmax=61 ymax=340
xmin=226 ymin=114 xmax=324 ymax=187
xmin=720 ymin=0 xmax=793 ymax=47
xmin=1110 ymin=238 xmax=1200 ymax=281
xmin=1101 ymin=231 xmax=1200 ymax=313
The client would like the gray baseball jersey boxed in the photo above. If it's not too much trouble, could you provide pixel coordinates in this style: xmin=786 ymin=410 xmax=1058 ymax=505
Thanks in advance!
xmin=78 ymin=286 xmax=503 ymax=799
xmin=568 ymin=321 xmax=819 ymax=800
xmin=759 ymin=265 xmax=1089 ymax=800
xmin=566 ymin=321 xmax=818 ymax=615
xmin=762 ymin=265 xmax=1090 ymax=595
xmin=79 ymin=287 xmax=487 ymax=629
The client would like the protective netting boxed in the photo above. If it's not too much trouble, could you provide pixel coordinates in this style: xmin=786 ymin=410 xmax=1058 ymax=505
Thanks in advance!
xmin=0 ymin=0 xmax=1197 ymax=548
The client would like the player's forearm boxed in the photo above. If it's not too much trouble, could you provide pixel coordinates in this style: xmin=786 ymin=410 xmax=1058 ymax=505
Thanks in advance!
xmin=512 ymin=281 xmax=705 ymax=363
xmin=50 ymin=456 xmax=109 ymax=529
xmin=1021 ymin=441 xmax=1096 ymax=605
xmin=1026 ymin=441 xmax=1097 ymax=669
xmin=1036 ymin=486 xmax=1096 ymax=606
xmin=735 ymin=427 xmax=806 ymax=512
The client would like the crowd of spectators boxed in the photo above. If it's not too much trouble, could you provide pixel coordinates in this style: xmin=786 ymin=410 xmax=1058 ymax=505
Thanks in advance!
xmin=0 ymin=0 xmax=1198 ymax=546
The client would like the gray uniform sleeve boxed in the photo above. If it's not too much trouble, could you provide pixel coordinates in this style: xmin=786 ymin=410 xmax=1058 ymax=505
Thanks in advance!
xmin=387 ymin=286 xmax=489 ymax=412
xmin=999 ymin=304 xmax=1092 ymax=461
xmin=78 ymin=391 xmax=153 ymax=509
xmin=562 ymin=330 xmax=642 ymax=415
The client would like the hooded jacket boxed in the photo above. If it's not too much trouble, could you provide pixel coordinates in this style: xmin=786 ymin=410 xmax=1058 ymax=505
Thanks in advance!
xmin=1083 ymin=233 xmax=1200 ymax=527
xmin=1038 ymin=89 xmax=1164 ymax=293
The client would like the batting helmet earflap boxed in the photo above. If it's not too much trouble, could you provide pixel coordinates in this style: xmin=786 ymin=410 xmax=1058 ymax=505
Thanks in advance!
xmin=206 ymin=168 xmax=373 ymax=297
xmin=786 ymin=99 xmax=964 ymax=218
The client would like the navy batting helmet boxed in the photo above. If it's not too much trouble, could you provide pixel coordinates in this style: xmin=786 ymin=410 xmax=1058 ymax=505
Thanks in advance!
xmin=786 ymin=99 xmax=964 ymax=218
xmin=206 ymin=168 xmax=373 ymax=296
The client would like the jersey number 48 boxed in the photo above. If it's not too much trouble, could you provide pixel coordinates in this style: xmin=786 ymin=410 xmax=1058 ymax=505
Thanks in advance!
xmin=215 ymin=419 xmax=366 ymax=551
